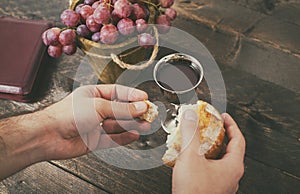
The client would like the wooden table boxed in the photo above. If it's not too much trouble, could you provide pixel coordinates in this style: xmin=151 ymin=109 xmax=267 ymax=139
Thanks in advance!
xmin=1 ymin=0 xmax=299 ymax=193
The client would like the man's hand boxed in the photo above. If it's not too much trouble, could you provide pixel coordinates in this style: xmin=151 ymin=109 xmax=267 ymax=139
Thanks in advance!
xmin=172 ymin=111 xmax=246 ymax=194
xmin=0 ymin=84 xmax=150 ymax=180
xmin=40 ymin=84 xmax=151 ymax=160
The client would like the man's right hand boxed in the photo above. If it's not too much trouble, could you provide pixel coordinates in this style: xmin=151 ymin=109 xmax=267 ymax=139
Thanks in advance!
xmin=172 ymin=111 xmax=246 ymax=194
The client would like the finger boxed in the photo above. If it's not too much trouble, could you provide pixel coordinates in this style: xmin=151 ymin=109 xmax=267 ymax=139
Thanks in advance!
xmin=177 ymin=109 xmax=203 ymax=158
xmin=102 ymin=119 xmax=151 ymax=134
xmin=94 ymin=84 xmax=148 ymax=101
xmin=222 ymin=113 xmax=246 ymax=162
xmin=95 ymin=98 xmax=148 ymax=119
xmin=97 ymin=130 xmax=140 ymax=149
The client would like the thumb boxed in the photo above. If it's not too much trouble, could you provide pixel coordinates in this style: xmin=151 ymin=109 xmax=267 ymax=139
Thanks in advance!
xmin=179 ymin=109 xmax=201 ymax=157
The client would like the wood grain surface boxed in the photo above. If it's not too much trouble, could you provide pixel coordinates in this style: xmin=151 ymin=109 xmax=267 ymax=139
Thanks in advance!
xmin=0 ymin=0 xmax=299 ymax=193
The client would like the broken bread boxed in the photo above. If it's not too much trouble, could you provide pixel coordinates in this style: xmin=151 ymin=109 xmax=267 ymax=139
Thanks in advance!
xmin=162 ymin=100 xmax=225 ymax=167
xmin=139 ymin=100 xmax=159 ymax=122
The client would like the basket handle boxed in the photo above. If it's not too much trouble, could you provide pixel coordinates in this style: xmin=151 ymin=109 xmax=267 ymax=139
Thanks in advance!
xmin=82 ymin=26 xmax=159 ymax=70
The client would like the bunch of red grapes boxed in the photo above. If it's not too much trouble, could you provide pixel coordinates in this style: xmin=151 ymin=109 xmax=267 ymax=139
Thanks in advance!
xmin=42 ymin=0 xmax=177 ymax=58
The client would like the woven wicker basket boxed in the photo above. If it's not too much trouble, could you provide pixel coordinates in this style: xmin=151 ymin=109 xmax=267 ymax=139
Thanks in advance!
xmin=70 ymin=0 xmax=159 ymax=84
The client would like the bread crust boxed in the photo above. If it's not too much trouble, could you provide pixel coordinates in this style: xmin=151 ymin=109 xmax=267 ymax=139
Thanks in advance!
xmin=162 ymin=100 xmax=225 ymax=167
xmin=204 ymin=126 xmax=225 ymax=159
xmin=162 ymin=157 xmax=176 ymax=167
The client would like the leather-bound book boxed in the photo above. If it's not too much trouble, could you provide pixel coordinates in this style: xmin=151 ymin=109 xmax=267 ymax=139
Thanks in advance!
xmin=0 ymin=16 xmax=52 ymax=102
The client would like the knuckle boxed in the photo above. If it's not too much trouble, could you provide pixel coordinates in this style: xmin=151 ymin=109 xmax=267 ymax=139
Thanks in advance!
xmin=74 ymin=85 xmax=94 ymax=96
xmin=79 ymin=85 xmax=93 ymax=91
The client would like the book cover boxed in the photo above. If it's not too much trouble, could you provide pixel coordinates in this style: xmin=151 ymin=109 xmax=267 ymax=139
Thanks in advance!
xmin=0 ymin=16 xmax=53 ymax=102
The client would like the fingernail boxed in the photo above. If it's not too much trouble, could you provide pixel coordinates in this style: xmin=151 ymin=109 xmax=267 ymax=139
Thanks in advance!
xmin=184 ymin=110 xmax=197 ymax=121
xmin=129 ymin=89 xmax=147 ymax=100
xmin=134 ymin=101 xmax=147 ymax=112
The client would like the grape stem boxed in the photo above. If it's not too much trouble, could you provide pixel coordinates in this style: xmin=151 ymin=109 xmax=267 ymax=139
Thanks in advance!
xmin=105 ymin=2 xmax=114 ymax=8
xmin=140 ymin=0 xmax=160 ymax=10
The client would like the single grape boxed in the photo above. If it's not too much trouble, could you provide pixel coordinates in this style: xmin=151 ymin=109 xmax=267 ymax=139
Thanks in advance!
xmin=59 ymin=29 xmax=76 ymax=46
xmin=100 ymin=24 xmax=119 ymax=44
xmin=132 ymin=3 xmax=146 ymax=20
xmin=93 ymin=4 xmax=111 ymax=24
xmin=86 ymin=15 xmax=102 ymax=32
xmin=63 ymin=44 xmax=77 ymax=55
xmin=60 ymin=9 xmax=80 ymax=27
xmin=91 ymin=32 xmax=101 ymax=42
xmin=113 ymin=0 xmax=132 ymax=18
xmin=79 ymin=5 xmax=94 ymax=21
xmin=48 ymin=45 xmax=63 ymax=58
xmin=135 ymin=19 xmax=148 ymax=33
xmin=117 ymin=18 xmax=135 ymax=36
xmin=75 ymin=4 xmax=85 ymax=13
xmin=42 ymin=27 xmax=61 ymax=46
xmin=156 ymin=15 xmax=171 ymax=34
xmin=165 ymin=8 xmax=177 ymax=21
xmin=84 ymin=0 xmax=97 ymax=5
xmin=138 ymin=33 xmax=155 ymax=48
xmin=77 ymin=24 xmax=90 ymax=37
xmin=159 ymin=0 xmax=174 ymax=8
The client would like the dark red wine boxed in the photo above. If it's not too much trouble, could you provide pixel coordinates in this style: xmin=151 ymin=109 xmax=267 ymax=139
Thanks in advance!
xmin=156 ymin=59 xmax=200 ymax=92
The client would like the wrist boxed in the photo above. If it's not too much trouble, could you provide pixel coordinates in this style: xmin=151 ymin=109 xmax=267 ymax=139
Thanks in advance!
xmin=26 ymin=109 xmax=61 ymax=162
xmin=11 ymin=110 xmax=54 ymax=164
xmin=0 ymin=110 xmax=55 ymax=180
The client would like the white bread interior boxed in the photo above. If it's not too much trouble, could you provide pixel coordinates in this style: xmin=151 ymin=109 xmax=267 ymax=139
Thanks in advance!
xmin=162 ymin=100 xmax=225 ymax=167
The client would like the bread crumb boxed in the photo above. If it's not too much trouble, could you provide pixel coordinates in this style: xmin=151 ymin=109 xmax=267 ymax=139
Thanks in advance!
xmin=139 ymin=100 xmax=158 ymax=122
